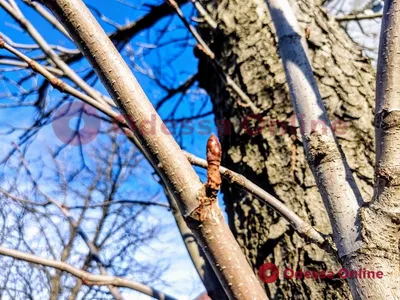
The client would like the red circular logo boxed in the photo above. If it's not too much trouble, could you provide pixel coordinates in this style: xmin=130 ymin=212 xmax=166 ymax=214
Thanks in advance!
xmin=258 ymin=262 xmax=279 ymax=283
xmin=52 ymin=102 xmax=100 ymax=146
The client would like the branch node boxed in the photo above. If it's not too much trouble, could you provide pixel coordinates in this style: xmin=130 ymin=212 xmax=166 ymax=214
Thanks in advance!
xmin=189 ymin=135 xmax=222 ymax=223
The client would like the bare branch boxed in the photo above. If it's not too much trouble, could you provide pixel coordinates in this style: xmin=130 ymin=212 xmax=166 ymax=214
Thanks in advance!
xmin=155 ymin=74 xmax=198 ymax=111
xmin=184 ymin=151 xmax=329 ymax=248
xmin=38 ymin=0 xmax=268 ymax=298
xmin=343 ymin=0 xmax=400 ymax=298
xmin=335 ymin=12 xmax=382 ymax=22
xmin=263 ymin=0 xmax=362 ymax=259
xmin=106 ymin=0 xmax=188 ymax=47
xmin=0 ymin=246 xmax=176 ymax=300
xmin=0 ymin=188 xmax=50 ymax=206
xmin=67 ymin=199 xmax=170 ymax=210
xmin=375 ymin=1 xmax=400 ymax=164
xmin=191 ymin=0 xmax=217 ymax=29
xmin=0 ymin=32 xmax=77 ymax=54
xmin=165 ymin=188 xmax=227 ymax=299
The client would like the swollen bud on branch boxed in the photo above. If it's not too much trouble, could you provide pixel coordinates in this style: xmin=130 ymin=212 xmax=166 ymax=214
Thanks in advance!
xmin=206 ymin=134 xmax=222 ymax=194
xmin=190 ymin=134 xmax=222 ymax=222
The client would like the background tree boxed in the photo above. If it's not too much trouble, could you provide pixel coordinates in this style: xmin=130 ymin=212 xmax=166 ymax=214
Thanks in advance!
xmin=0 ymin=137 xmax=173 ymax=299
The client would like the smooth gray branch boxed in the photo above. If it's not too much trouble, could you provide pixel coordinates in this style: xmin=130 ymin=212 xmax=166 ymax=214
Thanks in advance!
xmin=264 ymin=0 xmax=362 ymax=260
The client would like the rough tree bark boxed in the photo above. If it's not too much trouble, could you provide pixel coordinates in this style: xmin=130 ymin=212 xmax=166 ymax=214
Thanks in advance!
xmin=197 ymin=0 xmax=375 ymax=298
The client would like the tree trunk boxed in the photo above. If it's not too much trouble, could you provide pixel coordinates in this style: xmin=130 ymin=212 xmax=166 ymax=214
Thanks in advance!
xmin=197 ymin=0 xmax=375 ymax=298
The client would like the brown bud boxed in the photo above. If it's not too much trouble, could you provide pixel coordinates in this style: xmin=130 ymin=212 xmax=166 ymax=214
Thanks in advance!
xmin=207 ymin=134 xmax=221 ymax=160
xmin=206 ymin=134 xmax=222 ymax=192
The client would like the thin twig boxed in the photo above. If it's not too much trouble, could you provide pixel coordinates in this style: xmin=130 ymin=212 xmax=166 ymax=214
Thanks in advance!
xmin=190 ymin=0 xmax=217 ymax=29
xmin=0 ymin=32 xmax=77 ymax=54
xmin=0 ymin=58 xmax=64 ymax=76
xmin=67 ymin=199 xmax=170 ymax=209
xmin=335 ymin=12 xmax=382 ymax=22
xmin=184 ymin=151 xmax=330 ymax=249
xmin=0 ymin=188 xmax=50 ymax=206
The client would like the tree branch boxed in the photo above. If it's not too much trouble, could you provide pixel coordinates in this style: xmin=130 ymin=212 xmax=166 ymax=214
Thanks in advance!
xmin=184 ymin=151 xmax=330 ymax=249
xmin=67 ymin=199 xmax=170 ymax=209
xmin=263 ymin=0 xmax=362 ymax=259
xmin=335 ymin=12 xmax=382 ymax=22
xmin=164 ymin=186 xmax=227 ymax=299
xmin=38 ymin=0 xmax=267 ymax=298
xmin=0 ymin=246 xmax=176 ymax=300
xmin=191 ymin=0 xmax=217 ymax=29
xmin=344 ymin=0 xmax=400 ymax=298
xmin=0 ymin=37 xmax=120 ymax=124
